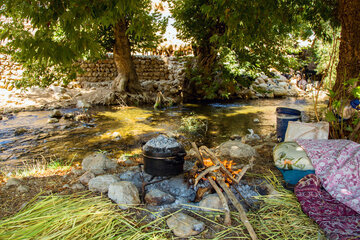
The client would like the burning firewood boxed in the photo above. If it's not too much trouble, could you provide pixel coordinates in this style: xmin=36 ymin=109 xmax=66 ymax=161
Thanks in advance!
xmin=199 ymin=146 xmax=240 ymax=184
xmin=190 ymin=142 xmax=259 ymax=240
xmin=194 ymin=165 xmax=220 ymax=186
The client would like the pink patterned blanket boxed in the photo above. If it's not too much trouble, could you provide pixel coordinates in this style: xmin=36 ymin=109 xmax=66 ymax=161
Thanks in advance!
xmin=296 ymin=139 xmax=360 ymax=214
xmin=295 ymin=174 xmax=360 ymax=240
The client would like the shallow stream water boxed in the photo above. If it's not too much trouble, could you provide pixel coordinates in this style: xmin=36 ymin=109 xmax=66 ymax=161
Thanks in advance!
xmin=0 ymin=97 xmax=321 ymax=171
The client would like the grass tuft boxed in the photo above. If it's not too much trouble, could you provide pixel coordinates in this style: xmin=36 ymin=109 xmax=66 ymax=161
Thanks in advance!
xmin=0 ymin=193 xmax=171 ymax=240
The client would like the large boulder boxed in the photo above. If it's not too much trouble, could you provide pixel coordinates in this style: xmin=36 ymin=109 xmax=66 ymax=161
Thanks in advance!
xmin=82 ymin=153 xmax=118 ymax=174
xmin=166 ymin=212 xmax=205 ymax=238
xmin=108 ymin=181 xmax=140 ymax=209
xmin=217 ymin=140 xmax=259 ymax=162
xmin=88 ymin=174 xmax=120 ymax=193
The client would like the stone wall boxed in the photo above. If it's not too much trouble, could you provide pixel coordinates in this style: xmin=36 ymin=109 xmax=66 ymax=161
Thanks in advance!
xmin=76 ymin=55 xmax=187 ymax=98
xmin=0 ymin=54 xmax=23 ymax=91
xmin=0 ymin=54 xmax=188 ymax=100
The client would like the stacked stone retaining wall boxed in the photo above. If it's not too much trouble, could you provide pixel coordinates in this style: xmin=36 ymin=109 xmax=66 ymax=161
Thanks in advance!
xmin=0 ymin=54 xmax=188 ymax=100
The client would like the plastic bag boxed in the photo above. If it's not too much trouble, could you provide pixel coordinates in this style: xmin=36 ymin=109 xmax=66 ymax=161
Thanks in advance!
xmin=284 ymin=121 xmax=329 ymax=142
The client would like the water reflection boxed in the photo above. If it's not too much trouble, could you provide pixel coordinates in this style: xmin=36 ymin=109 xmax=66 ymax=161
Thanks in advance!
xmin=0 ymin=97 xmax=322 ymax=168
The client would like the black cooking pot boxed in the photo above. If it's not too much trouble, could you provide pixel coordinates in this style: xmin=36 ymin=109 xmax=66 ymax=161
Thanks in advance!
xmin=142 ymin=135 xmax=186 ymax=176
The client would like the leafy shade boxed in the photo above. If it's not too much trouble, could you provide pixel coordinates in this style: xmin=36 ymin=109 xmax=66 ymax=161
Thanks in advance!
xmin=0 ymin=0 xmax=166 ymax=88
xmin=170 ymin=0 xmax=337 ymax=99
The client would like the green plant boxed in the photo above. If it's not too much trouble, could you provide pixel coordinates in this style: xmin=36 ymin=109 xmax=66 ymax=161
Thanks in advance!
xmin=324 ymin=77 xmax=360 ymax=142
xmin=179 ymin=114 xmax=208 ymax=137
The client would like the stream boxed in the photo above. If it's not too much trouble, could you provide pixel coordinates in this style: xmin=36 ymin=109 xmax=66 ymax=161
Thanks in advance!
xmin=0 ymin=97 xmax=321 ymax=172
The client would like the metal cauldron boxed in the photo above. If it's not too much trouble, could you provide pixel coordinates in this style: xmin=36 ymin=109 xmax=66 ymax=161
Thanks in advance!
xmin=142 ymin=135 xmax=186 ymax=176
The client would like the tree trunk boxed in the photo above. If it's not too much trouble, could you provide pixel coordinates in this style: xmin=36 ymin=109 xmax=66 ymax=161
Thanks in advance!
xmin=112 ymin=19 xmax=141 ymax=93
xmin=332 ymin=0 xmax=360 ymax=99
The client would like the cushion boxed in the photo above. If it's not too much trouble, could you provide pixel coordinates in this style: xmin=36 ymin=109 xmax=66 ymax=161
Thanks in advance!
xmin=273 ymin=142 xmax=314 ymax=170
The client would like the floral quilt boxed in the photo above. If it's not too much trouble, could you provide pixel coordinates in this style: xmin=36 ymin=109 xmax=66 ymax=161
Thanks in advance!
xmin=296 ymin=139 xmax=360 ymax=214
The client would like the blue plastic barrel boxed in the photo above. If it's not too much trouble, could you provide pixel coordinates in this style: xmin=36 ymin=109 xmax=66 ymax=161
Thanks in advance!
xmin=276 ymin=107 xmax=301 ymax=142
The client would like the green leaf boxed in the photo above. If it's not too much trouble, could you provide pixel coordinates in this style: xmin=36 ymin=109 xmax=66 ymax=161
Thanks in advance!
xmin=325 ymin=111 xmax=337 ymax=122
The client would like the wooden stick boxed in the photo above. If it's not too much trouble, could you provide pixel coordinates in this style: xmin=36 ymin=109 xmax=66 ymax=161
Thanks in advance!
xmin=207 ymin=176 xmax=231 ymax=226
xmin=216 ymin=174 xmax=258 ymax=240
xmin=199 ymin=146 xmax=239 ymax=184
xmin=191 ymin=142 xmax=205 ymax=167
xmin=194 ymin=164 xmax=220 ymax=186
xmin=235 ymin=156 xmax=255 ymax=183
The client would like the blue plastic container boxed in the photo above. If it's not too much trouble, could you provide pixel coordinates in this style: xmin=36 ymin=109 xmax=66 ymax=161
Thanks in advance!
xmin=276 ymin=107 xmax=301 ymax=142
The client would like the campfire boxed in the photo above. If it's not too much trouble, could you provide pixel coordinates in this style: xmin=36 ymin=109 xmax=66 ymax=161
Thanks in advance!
xmin=190 ymin=143 xmax=258 ymax=240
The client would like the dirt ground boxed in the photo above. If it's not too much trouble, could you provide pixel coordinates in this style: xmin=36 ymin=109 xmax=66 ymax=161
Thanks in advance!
xmin=0 ymin=86 xmax=116 ymax=113
xmin=0 ymin=142 xmax=280 ymax=219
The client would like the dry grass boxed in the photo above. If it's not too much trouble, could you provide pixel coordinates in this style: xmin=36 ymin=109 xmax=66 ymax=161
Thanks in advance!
xmin=0 ymin=174 xmax=323 ymax=239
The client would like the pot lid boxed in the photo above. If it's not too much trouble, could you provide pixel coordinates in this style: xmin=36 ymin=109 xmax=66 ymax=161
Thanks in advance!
xmin=143 ymin=135 xmax=185 ymax=156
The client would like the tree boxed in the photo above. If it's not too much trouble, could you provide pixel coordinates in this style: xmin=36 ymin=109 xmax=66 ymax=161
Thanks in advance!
xmin=332 ymin=0 xmax=360 ymax=99
xmin=0 ymin=0 xmax=166 ymax=93
xmin=170 ymin=0 xmax=336 ymax=99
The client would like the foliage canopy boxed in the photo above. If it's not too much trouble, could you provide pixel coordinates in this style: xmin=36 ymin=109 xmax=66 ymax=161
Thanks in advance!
xmin=170 ymin=0 xmax=338 ymax=99
xmin=0 ymin=0 xmax=166 ymax=87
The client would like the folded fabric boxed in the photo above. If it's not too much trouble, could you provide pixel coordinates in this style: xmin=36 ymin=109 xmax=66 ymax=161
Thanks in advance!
xmin=297 ymin=139 xmax=360 ymax=214
xmin=295 ymin=174 xmax=360 ymax=240
xmin=277 ymin=168 xmax=315 ymax=185
xmin=273 ymin=141 xmax=314 ymax=170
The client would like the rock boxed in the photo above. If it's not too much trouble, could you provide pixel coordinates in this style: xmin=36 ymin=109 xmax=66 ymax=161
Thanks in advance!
xmin=108 ymin=181 xmax=140 ymax=209
xmin=119 ymin=155 xmax=135 ymax=165
xmin=76 ymin=100 xmax=91 ymax=109
xmin=49 ymin=110 xmax=63 ymax=118
xmin=14 ymin=128 xmax=28 ymax=136
xmin=166 ymin=212 xmax=205 ymax=238
xmin=82 ymin=152 xmax=118 ymax=174
xmin=265 ymin=92 xmax=274 ymax=98
xmin=79 ymin=171 xmax=96 ymax=185
xmin=257 ymin=83 xmax=269 ymax=91
xmin=17 ymin=185 xmax=29 ymax=193
xmin=47 ymin=118 xmax=59 ymax=124
xmin=71 ymin=183 xmax=86 ymax=190
xmin=272 ymin=87 xmax=288 ymax=97
xmin=199 ymin=193 xmax=223 ymax=211
xmin=278 ymin=82 xmax=288 ymax=88
xmin=71 ymin=168 xmax=85 ymax=176
xmin=5 ymin=178 xmax=22 ymax=188
xmin=145 ymin=188 xmax=175 ymax=206
xmin=64 ymin=113 xmax=75 ymax=119
xmin=88 ymin=174 xmax=120 ymax=193
xmin=217 ymin=140 xmax=259 ymax=162
xmin=275 ymin=74 xmax=288 ymax=82
xmin=74 ymin=114 xmax=91 ymax=122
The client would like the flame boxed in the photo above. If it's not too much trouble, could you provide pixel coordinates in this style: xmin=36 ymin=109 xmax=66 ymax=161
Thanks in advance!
xmin=195 ymin=157 xmax=242 ymax=185
xmin=203 ymin=158 xmax=214 ymax=167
